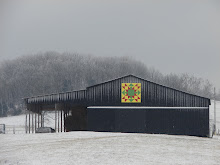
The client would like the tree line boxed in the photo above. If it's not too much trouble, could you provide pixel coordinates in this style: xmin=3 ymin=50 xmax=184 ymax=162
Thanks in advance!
xmin=0 ymin=52 xmax=219 ymax=116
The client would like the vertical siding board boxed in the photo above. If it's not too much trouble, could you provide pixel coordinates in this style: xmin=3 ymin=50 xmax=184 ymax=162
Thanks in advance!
xmin=171 ymin=90 xmax=173 ymax=107
xmin=152 ymin=83 xmax=155 ymax=106
xmin=151 ymin=83 xmax=154 ymax=106
xmin=197 ymin=97 xmax=200 ymax=107
xmin=186 ymin=94 xmax=189 ymax=107
xmin=182 ymin=93 xmax=185 ymax=107
xmin=181 ymin=93 xmax=183 ymax=107
xmin=174 ymin=91 xmax=176 ymax=107
xmin=160 ymin=86 xmax=163 ymax=106
xmin=163 ymin=87 xmax=166 ymax=106
xmin=183 ymin=93 xmax=185 ymax=107
xmin=201 ymin=98 xmax=203 ymax=107
xmin=160 ymin=87 xmax=162 ymax=106
xmin=158 ymin=86 xmax=161 ymax=106
xmin=157 ymin=86 xmax=160 ymax=106
xmin=108 ymin=83 xmax=110 ymax=103
xmin=148 ymin=82 xmax=151 ymax=106
xmin=153 ymin=84 xmax=156 ymax=105
xmin=115 ymin=80 xmax=117 ymax=105
xmin=176 ymin=91 xmax=179 ymax=106
xmin=195 ymin=97 xmax=197 ymax=107
xmin=94 ymin=86 xmax=96 ymax=104
xmin=164 ymin=88 xmax=167 ymax=106
xmin=145 ymin=81 xmax=148 ymax=105
xmin=155 ymin=85 xmax=157 ymax=106
xmin=167 ymin=88 xmax=170 ymax=106
xmin=173 ymin=90 xmax=176 ymax=107
xmin=188 ymin=95 xmax=192 ymax=107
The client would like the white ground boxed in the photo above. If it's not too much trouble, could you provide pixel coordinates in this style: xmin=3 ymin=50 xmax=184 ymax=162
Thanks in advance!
xmin=0 ymin=112 xmax=55 ymax=134
xmin=0 ymin=132 xmax=220 ymax=165
xmin=0 ymin=102 xmax=220 ymax=165
xmin=210 ymin=100 xmax=220 ymax=134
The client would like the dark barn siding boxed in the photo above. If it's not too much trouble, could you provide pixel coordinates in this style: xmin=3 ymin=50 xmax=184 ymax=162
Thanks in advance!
xmin=87 ymin=109 xmax=115 ymax=132
xmin=87 ymin=108 xmax=209 ymax=137
xmin=86 ymin=75 xmax=210 ymax=107
xmin=26 ymin=75 xmax=210 ymax=137
xmin=27 ymin=75 xmax=210 ymax=108
xmin=115 ymin=109 xmax=146 ymax=133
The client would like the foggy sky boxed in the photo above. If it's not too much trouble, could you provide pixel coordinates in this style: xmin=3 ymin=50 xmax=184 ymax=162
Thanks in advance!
xmin=1 ymin=0 xmax=220 ymax=90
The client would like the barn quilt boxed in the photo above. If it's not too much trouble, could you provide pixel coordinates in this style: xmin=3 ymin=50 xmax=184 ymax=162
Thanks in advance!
xmin=121 ymin=83 xmax=141 ymax=103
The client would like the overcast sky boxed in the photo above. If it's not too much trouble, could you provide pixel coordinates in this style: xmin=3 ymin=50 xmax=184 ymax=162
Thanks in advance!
xmin=1 ymin=0 xmax=220 ymax=89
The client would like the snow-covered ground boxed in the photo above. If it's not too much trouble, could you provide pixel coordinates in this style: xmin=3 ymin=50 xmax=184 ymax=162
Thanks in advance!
xmin=0 ymin=112 xmax=55 ymax=134
xmin=210 ymin=100 xmax=220 ymax=134
xmin=0 ymin=102 xmax=220 ymax=164
xmin=0 ymin=131 xmax=220 ymax=165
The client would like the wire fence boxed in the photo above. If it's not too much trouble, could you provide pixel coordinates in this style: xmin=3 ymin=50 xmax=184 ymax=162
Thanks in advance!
xmin=4 ymin=125 xmax=26 ymax=134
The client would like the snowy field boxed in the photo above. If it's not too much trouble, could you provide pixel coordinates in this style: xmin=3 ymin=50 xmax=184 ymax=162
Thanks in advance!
xmin=0 ymin=131 xmax=220 ymax=165
xmin=0 ymin=101 xmax=220 ymax=165
xmin=0 ymin=112 xmax=55 ymax=134
xmin=210 ymin=100 xmax=220 ymax=134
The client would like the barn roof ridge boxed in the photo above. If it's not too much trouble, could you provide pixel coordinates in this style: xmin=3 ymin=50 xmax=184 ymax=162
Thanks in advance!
xmin=86 ymin=74 xmax=137 ymax=88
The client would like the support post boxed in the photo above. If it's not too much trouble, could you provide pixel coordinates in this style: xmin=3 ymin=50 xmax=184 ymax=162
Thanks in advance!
xmin=61 ymin=110 xmax=63 ymax=132
xmin=41 ymin=111 xmax=43 ymax=127
xmin=35 ymin=113 xmax=37 ymax=133
xmin=29 ymin=110 xmax=30 ymax=134
xmin=58 ymin=110 xmax=60 ymax=132
xmin=63 ymin=110 xmax=66 ymax=132
xmin=55 ymin=104 xmax=58 ymax=132
xmin=32 ymin=112 xmax=34 ymax=133
xmin=55 ymin=110 xmax=57 ymax=132
xmin=38 ymin=110 xmax=40 ymax=128
xmin=25 ymin=109 xmax=27 ymax=134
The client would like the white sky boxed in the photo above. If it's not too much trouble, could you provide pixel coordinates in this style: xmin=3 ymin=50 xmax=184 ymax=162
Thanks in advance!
xmin=1 ymin=0 xmax=220 ymax=89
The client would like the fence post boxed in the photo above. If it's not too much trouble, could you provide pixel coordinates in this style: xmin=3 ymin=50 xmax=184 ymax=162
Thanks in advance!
xmin=214 ymin=87 xmax=216 ymax=135
xmin=13 ymin=126 xmax=15 ymax=134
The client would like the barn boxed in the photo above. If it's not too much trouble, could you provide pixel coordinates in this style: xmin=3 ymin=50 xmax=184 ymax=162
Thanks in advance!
xmin=24 ymin=75 xmax=210 ymax=137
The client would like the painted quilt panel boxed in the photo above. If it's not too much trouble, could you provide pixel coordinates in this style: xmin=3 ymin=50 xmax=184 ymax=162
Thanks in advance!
xmin=121 ymin=83 xmax=141 ymax=103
